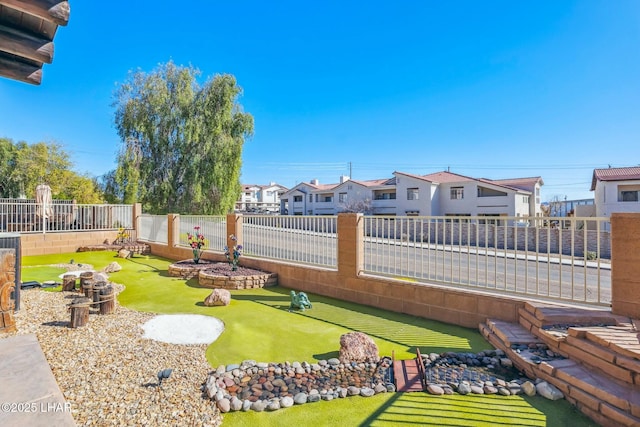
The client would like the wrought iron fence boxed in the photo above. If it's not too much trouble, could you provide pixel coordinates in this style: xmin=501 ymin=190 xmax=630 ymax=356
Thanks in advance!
xmin=363 ymin=215 xmax=611 ymax=306
xmin=242 ymin=215 xmax=337 ymax=268
xmin=138 ymin=214 xmax=168 ymax=244
xmin=0 ymin=200 xmax=133 ymax=233
xmin=177 ymin=215 xmax=227 ymax=253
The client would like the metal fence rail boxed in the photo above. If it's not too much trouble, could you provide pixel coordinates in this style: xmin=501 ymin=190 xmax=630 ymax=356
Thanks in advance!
xmin=0 ymin=201 xmax=133 ymax=233
xmin=178 ymin=215 xmax=227 ymax=253
xmin=363 ymin=215 xmax=611 ymax=306
xmin=242 ymin=215 xmax=337 ymax=268
xmin=138 ymin=214 xmax=168 ymax=244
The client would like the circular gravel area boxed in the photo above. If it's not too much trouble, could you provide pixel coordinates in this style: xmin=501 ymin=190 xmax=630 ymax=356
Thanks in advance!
xmin=142 ymin=314 xmax=225 ymax=344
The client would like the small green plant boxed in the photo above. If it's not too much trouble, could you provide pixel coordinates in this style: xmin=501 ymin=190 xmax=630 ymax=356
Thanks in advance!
xmin=586 ymin=251 xmax=597 ymax=261
xmin=224 ymin=235 xmax=242 ymax=271
xmin=187 ymin=226 xmax=206 ymax=263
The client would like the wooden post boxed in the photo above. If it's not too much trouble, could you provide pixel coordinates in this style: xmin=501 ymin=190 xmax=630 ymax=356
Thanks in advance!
xmin=99 ymin=285 xmax=115 ymax=315
xmin=69 ymin=297 xmax=90 ymax=328
xmin=92 ymin=282 xmax=106 ymax=304
xmin=62 ymin=274 xmax=76 ymax=292
xmin=82 ymin=280 xmax=93 ymax=298
xmin=79 ymin=271 xmax=94 ymax=292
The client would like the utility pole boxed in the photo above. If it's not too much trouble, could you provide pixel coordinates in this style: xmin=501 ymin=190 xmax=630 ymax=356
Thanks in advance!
xmin=349 ymin=162 xmax=352 ymax=179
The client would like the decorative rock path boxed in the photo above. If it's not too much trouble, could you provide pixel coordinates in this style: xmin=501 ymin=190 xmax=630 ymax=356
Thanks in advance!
xmin=205 ymin=358 xmax=394 ymax=413
xmin=205 ymin=348 xmax=566 ymax=414
xmin=420 ymin=348 xmax=566 ymax=398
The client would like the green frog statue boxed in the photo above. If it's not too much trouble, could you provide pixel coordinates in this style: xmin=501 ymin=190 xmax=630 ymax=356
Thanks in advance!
xmin=289 ymin=290 xmax=312 ymax=312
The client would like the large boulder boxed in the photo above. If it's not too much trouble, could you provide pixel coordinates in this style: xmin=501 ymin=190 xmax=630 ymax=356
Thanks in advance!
xmin=338 ymin=332 xmax=380 ymax=364
xmin=204 ymin=289 xmax=231 ymax=307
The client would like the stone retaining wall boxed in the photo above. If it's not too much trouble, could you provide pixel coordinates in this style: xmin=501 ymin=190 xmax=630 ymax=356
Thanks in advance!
xmin=199 ymin=272 xmax=278 ymax=290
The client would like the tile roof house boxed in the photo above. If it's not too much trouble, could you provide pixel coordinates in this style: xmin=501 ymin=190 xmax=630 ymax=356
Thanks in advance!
xmin=590 ymin=167 xmax=640 ymax=217
xmin=280 ymin=170 xmax=543 ymax=218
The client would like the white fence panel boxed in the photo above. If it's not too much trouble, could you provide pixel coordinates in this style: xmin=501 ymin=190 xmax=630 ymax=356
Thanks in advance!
xmin=242 ymin=215 xmax=337 ymax=268
xmin=138 ymin=214 xmax=168 ymax=244
xmin=363 ymin=215 xmax=611 ymax=306
xmin=178 ymin=216 xmax=227 ymax=253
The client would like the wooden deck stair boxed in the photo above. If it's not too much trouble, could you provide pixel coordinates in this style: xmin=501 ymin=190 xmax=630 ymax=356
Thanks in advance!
xmin=480 ymin=302 xmax=640 ymax=427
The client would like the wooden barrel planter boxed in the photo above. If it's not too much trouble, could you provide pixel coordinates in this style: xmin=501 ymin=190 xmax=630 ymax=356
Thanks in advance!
xmin=62 ymin=274 xmax=77 ymax=292
xmin=98 ymin=285 xmax=115 ymax=315
xmin=69 ymin=297 xmax=91 ymax=328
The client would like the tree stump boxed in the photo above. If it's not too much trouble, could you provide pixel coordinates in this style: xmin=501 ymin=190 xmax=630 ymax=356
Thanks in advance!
xmin=92 ymin=282 xmax=106 ymax=304
xmin=62 ymin=274 xmax=77 ymax=292
xmin=79 ymin=271 xmax=94 ymax=293
xmin=99 ymin=285 xmax=115 ymax=315
xmin=82 ymin=280 xmax=94 ymax=298
xmin=69 ymin=297 xmax=91 ymax=328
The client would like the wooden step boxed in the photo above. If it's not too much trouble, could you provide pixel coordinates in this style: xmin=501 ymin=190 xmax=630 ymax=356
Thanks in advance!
xmin=483 ymin=317 xmax=640 ymax=427
xmin=532 ymin=324 xmax=640 ymax=386
xmin=486 ymin=318 xmax=542 ymax=347
xmin=525 ymin=302 xmax=622 ymax=327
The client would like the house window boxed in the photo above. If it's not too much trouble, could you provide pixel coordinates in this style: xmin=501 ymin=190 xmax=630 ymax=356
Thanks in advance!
xmin=407 ymin=188 xmax=419 ymax=200
xmin=293 ymin=195 xmax=302 ymax=202
xmin=309 ymin=195 xmax=313 ymax=203
xmin=621 ymin=191 xmax=639 ymax=202
xmin=451 ymin=187 xmax=464 ymax=200
xmin=339 ymin=193 xmax=347 ymax=203
xmin=523 ymin=196 xmax=530 ymax=203
xmin=375 ymin=192 xmax=396 ymax=200
xmin=324 ymin=196 xmax=332 ymax=202
xmin=477 ymin=187 xmax=506 ymax=197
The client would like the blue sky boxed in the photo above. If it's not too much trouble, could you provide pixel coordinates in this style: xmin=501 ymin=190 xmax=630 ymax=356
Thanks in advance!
xmin=1 ymin=0 xmax=639 ymax=200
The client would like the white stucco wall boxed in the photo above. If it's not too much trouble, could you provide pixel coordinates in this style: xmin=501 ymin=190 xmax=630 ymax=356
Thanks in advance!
xmin=393 ymin=174 xmax=433 ymax=215
xmin=595 ymin=180 xmax=640 ymax=217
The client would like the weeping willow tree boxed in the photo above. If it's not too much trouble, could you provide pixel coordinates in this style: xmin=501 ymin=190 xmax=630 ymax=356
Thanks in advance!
xmin=111 ymin=61 xmax=254 ymax=214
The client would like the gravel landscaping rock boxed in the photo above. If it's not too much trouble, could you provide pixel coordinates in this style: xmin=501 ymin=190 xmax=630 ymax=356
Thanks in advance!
xmin=0 ymin=287 xmax=221 ymax=426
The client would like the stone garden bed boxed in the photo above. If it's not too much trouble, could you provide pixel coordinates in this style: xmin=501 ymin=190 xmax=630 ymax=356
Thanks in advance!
xmin=168 ymin=260 xmax=277 ymax=289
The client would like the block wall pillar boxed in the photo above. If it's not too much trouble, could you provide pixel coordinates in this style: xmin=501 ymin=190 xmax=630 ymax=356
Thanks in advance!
xmin=337 ymin=213 xmax=363 ymax=280
xmin=226 ymin=214 xmax=243 ymax=252
xmin=611 ymin=213 xmax=640 ymax=318
xmin=167 ymin=214 xmax=180 ymax=247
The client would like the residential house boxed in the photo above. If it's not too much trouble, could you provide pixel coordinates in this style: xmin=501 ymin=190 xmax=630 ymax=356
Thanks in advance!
xmin=590 ymin=167 xmax=640 ymax=217
xmin=280 ymin=170 xmax=543 ymax=219
xmin=236 ymin=182 xmax=288 ymax=213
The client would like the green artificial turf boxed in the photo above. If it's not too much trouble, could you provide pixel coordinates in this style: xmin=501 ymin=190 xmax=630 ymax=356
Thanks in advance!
xmin=22 ymin=251 xmax=599 ymax=427
xmin=21 ymin=265 xmax=66 ymax=284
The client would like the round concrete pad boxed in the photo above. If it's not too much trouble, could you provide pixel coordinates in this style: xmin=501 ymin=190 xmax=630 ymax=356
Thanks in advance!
xmin=141 ymin=314 xmax=224 ymax=345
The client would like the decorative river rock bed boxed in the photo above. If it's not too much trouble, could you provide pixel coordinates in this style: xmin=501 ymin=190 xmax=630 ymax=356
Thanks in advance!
xmin=204 ymin=347 xmax=566 ymax=413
